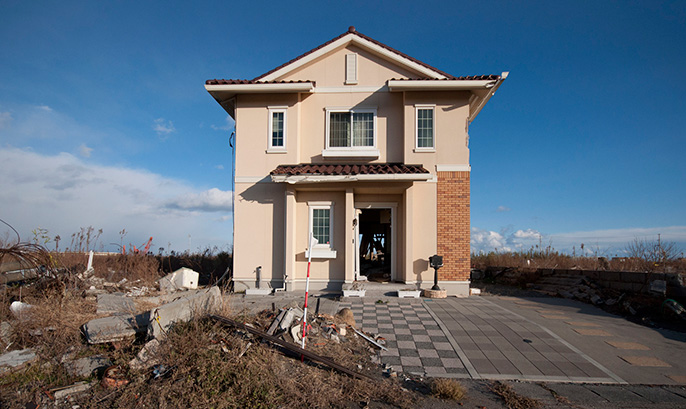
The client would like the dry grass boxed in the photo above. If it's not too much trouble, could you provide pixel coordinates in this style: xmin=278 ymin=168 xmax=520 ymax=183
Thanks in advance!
xmin=431 ymin=378 xmax=466 ymax=401
xmin=78 ymin=318 xmax=413 ymax=409
xmin=490 ymin=381 xmax=541 ymax=409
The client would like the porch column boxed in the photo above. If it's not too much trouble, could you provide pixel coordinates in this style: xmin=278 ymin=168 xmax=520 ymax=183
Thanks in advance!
xmin=344 ymin=188 xmax=355 ymax=283
xmin=284 ymin=187 xmax=296 ymax=290
xmin=436 ymin=170 xmax=470 ymax=296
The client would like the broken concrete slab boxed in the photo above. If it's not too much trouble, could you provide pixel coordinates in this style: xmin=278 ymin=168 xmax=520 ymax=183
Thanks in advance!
xmin=96 ymin=292 xmax=136 ymax=315
xmin=278 ymin=307 xmax=304 ymax=332
xmin=82 ymin=311 xmax=150 ymax=344
xmin=129 ymin=338 xmax=161 ymax=371
xmin=52 ymin=381 xmax=92 ymax=400
xmin=148 ymin=286 xmax=222 ymax=339
xmin=0 ymin=348 xmax=37 ymax=374
xmin=64 ymin=355 xmax=112 ymax=378
xmin=159 ymin=267 xmax=199 ymax=293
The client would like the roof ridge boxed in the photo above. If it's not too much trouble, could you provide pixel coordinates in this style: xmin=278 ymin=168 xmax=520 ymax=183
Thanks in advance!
xmin=253 ymin=26 xmax=456 ymax=81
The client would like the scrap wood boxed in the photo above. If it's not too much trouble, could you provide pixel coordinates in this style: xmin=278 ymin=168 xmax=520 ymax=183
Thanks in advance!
xmin=352 ymin=328 xmax=388 ymax=351
xmin=208 ymin=314 xmax=375 ymax=381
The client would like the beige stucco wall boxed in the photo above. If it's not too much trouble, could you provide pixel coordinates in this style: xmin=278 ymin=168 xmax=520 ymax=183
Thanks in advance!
xmin=230 ymin=43 xmax=473 ymax=292
xmin=279 ymin=44 xmax=422 ymax=87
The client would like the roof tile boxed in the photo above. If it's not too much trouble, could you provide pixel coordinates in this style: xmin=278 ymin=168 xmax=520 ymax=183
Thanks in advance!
xmin=270 ymin=163 xmax=430 ymax=176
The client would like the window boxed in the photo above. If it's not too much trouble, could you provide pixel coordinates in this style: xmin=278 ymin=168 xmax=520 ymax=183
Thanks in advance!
xmin=307 ymin=202 xmax=336 ymax=258
xmin=415 ymin=105 xmax=435 ymax=150
xmin=324 ymin=108 xmax=379 ymax=158
xmin=267 ymin=107 xmax=287 ymax=152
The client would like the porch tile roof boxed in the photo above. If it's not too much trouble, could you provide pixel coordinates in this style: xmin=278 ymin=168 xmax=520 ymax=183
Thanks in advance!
xmin=204 ymin=79 xmax=314 ymax=85
xmin=270 ymin=163 xmax=430 ymax=176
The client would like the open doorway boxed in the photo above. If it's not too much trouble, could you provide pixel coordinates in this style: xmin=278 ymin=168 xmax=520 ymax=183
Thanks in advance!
xmin=357 ymin=208 xmax=392 ymax=282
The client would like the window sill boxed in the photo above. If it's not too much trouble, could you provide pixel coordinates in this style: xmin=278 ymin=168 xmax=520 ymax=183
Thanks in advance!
xmin=413 ymin=148 xmax=436 ymax=153
xmin=266 ymin=148 xmax=287 ymax=154
xmin=322 ymin=148 xmax=379 ymax=158
xmin=306 ymin=248 xmax=337 ymax=259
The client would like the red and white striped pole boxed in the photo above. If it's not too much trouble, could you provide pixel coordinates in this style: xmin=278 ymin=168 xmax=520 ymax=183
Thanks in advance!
xmin=301 ymin=233 xmax=318 ymax=349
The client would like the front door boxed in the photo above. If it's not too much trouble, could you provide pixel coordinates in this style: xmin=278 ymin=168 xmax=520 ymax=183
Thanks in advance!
xmin=356 ymin=207 xmax=393 ymax=282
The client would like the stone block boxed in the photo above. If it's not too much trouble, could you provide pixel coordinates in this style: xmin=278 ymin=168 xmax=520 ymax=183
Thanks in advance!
xmin=0 ymin=348 xmax=37 ymax=374
xmin=82 ymin=312 xmax=150 ymax=344
xmin=64 ymin=355 xmax=112 ymax=378
xmin=148 ymin=286 xmax=222 ymax=339
xmin=422 ymin=289 xmax=447 ymax=299
xmin=97 ymin=293 xmax=135 ymax=315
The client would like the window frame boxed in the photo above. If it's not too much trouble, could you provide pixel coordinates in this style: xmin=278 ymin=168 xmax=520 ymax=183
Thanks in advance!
xmin=323 ymin=107 xmax=379 ymax=158
xmin=307 ymin=201 xmax=337 ymax=259
xmin=414 ymin=104 xmax=436 ymax=152
xmin=267 ymin=106 xmax=287 ymax=153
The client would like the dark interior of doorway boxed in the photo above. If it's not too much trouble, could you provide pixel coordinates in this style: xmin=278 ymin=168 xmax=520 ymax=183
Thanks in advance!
xmin=359 ymin=208 xmax=391 ymax=282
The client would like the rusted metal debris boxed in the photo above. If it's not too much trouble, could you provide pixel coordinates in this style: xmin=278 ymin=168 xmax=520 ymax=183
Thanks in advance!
xmin=208 ymin=314 xmax=375 ymax=381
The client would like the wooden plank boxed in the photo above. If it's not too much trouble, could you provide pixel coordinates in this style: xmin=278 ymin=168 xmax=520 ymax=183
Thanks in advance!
xmin=208 ymin=314 xmax=375 ymax=381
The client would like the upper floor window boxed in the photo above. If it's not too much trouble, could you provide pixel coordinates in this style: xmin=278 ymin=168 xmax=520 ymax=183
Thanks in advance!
xmin=323 ymin=107 xmax=379 ymax=158
xmin=415 ymin=105 xmax=435 ymax=151
xmin=267 ymin=107 xmax=287 ymax=153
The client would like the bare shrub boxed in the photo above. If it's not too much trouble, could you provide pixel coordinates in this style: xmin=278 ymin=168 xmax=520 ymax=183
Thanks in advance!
xmin=431 ymin=378 xmax=466 ymax=401
xmin=490 ymin=381 xmax=541 ymax=409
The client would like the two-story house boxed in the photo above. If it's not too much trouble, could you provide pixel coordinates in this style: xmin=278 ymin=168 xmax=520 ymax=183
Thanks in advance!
xmin=206 ymin=27 xmax=506 ymax=296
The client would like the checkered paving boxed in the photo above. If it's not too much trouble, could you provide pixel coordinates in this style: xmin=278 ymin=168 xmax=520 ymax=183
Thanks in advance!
xmin=338 ymin=300 xmax=468 ymax=376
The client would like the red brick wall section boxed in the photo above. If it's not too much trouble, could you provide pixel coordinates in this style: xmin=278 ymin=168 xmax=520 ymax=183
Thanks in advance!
xmin=437 ymin=171 xmax=470 ymax=281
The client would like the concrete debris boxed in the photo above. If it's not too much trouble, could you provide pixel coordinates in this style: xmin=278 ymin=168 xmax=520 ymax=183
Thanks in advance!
xmin=148 ymin=286 xmax=222 ymax=339
xmin=129 ymin=339 xmax=161 ymax=371
xmin=82 ymin=312 xmax=150 ymax=344
xmin=0 ymin=348 xmax=37 ymax=374
xmin=278 ymin=307 xmax=304 ymax=332
xmin=52 ymin=381 xmax=92 ymax=400
xmin=97 ymin=293 xmax=136 ymax=315
xmin=159 ymin=267 xmax=199 ymax=293
xmin=267 ymin=309 xmax=287 ymax=335
xmin=290 ymin=325 xmax=302 ymax=343
xmin=237 ymin=341 xmax=252 ymax=358
xmin=663 ymin=299 xmax=686 ymax=320
xmin=64 ymin=355 xmax=113 ymax=378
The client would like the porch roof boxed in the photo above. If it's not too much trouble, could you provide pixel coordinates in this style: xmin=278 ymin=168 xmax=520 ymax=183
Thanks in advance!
xmin=270 ymin=163 xmax=431 ymax=184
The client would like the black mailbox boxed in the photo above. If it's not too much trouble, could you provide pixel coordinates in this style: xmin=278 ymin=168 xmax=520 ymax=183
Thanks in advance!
xmin=429 ymin=255 xmax=443 ymax=269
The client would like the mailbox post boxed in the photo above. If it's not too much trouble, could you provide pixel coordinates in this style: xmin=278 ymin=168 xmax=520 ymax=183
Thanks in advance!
xmin=429 ymin=255 xmax=443 ymax=291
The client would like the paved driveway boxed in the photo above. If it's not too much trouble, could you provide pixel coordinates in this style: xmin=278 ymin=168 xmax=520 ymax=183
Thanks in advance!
xmin=340 ymin=295 xmax=686 ymax=385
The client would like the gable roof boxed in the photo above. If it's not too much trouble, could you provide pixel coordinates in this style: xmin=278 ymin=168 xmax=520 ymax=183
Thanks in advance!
xmin=254 ymin=26 xmax=454 ymax=82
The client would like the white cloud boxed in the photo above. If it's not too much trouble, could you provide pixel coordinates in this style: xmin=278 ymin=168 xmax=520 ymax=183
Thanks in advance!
xmin=79 ymin=144 xmax=93 ymax=158
xmin=0 ymin=147 xmax=232 ymax=252
xmin=153 ymin=118 xmax=175 ymax=138
xmin=471 ymin=225 xmax=686 ymax=255
xmin=165 ymin=188 xmax=232 ymax=212
xmin=0 ymin=112 xmax=12 ymax=129
xmin=471 ymin=227 xmax=543 ymax=253
xmin=211 ymin=116 xmax=234 ymax=132
xmin=496 ymin=205 xmax=510 ymax=212
xmin=215 ymin=164 xmax=224 ymax=170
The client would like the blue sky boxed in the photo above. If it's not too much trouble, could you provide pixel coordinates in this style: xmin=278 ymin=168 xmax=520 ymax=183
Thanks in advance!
xmin=0 ymin=1 xmax=684 ymax=256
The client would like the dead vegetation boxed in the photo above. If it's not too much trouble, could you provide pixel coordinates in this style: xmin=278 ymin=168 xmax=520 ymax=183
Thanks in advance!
xmin=490 ymin=381 xmax=541 ymax=409
xmin=431 ymin=378 xmax=466 ymax=401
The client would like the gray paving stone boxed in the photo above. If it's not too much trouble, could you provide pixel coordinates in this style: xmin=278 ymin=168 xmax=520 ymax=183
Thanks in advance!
xmin=587 ymin=385 xmax=651 ymax=403
xmin=631 ymin=386 xmax=686 ymax=403
xmin=547 ymin=384 xmax=608 ymax=405
xmin=397 ymin=340 xmax=415 ymax=349
xmin=418 ymin=349 xmax=439 ymax=358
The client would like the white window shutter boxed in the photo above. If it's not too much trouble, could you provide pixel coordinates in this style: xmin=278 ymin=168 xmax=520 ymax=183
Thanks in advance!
xmin=345 ymin=53 xmax=357 ymax=84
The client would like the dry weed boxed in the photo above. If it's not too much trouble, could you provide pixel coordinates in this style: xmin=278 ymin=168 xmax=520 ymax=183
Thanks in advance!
xmin=490 ymin=381 xmax=541 ymax=409
xmin=431 ymin=378 xmax=466 ymax=401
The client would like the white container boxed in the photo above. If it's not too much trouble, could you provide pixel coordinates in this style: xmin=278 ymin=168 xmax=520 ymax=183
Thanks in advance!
xmin=159 ymin=267 xmax=199 ymax=293
xmin=343 ymin=290 xmax=366 ymax=297
xmin=397 ymin=290 xmax=421 ymax=298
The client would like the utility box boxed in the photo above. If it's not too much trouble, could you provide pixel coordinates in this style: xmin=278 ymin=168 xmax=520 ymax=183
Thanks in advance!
xmin=160 ymin=267 xmax=199 ymax=293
